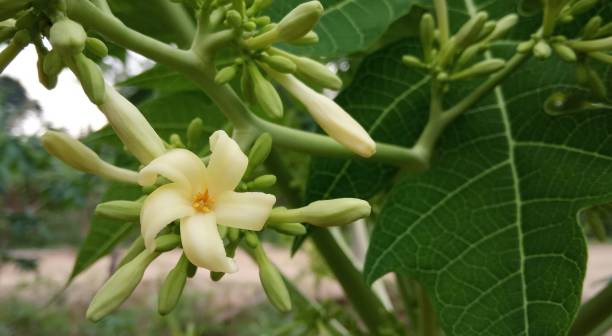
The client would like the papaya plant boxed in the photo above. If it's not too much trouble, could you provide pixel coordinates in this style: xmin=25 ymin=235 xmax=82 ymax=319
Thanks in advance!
xmin=2 ymin=0 xmax=612 ymax=334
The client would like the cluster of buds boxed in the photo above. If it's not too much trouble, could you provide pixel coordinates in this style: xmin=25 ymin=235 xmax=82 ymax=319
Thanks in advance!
xmin=401 ymin=10 xmax=518 ymax=84
xmin=197 ymin=0 xmax=376 ymax=157
xmin=39 ymin=73 xmax=372 ymax=320
xmin=516 ymin=0 xmax=612 ymax=115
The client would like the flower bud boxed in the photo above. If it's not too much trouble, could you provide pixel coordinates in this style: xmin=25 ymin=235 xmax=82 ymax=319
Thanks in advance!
xmin=244 ymin=231 xmax=259 ymax=249
xmin=245 ymin=132 xmax=272 ymax=178
xmin=35 ymin=45 xmax=57 ymax=90
xmin=0 ymin=0 xmax=30 ymax=21
xmin=254 ymin=245 xmax=291 ymax=312
xmin=570 ymin=0 xmax=598 ymax=16
xmin=517 ymin=39 xmax=535 ymax=53
xmin=155 ymin=234 xmax=181 ymax=252
xmin=85 ymin=37 xmax=109 ymax=58
xmin=486 ymin=14 xmax=518 ymax=41
xmin=288 ymin=30 xmax=319 ymax=45
xmin=49 ymin=19 xmax=87 ymax=55
xmin=449 ymin=58 xmax=505 ymax=80
xmin=158 ymin=254 xmax=189 ymax=315
xmin=117 ymin=236 xmax=145 ymax=268
xmin=402 ymin=55 xmax=426 ymax=69
xmin=420 ymin=13 xmax=435 ymax=62
xmin=95 ymin=200 xmax=142 ymax=221
xmin=86 ymin=250 xmax=159 ymax=322
xmin=72 ymin=53 xmax=105 ymax=104
xmin=272 ymin=50 xmax=342 ymax=90
xmin=587 ymin=67 xmax=607 ymax=99
xmin=98 ymin=84 xmax=167 ymax=164
xmin=276 ymin=1 xmax=323 ymax=42
xmin=246 ymin=174 xmax=277 ymax=190
xmin=241 ymin=65 xmax=256 ymax=104
xmin=533 ymin=40 xmax=552 ymax=59
xmin=169 ymin=133 xmax=185 ymax=149
xmin=247 ymin=62 xmax=284 ymax=118
xmin=267 ymin=70 xmax=375 ymax=158
xmin=583 ymin=16 xmax=602 ymax=39
xmin=455 ymin=44 xmax=482 ymax=69
xmin=552 ymin=43 xmax=577 ymax=62
xmin=215 ymin=64 xmax=238 ymax=85
xmin=225 ymin=10 xmax=242 ymax=29
xmin=186 ymin=118 xmax=204 ymax=150
xmin=260 ymin=54 xmax=296 ymax=73
xmin=596 ymin=22 xmax=612 ymax=38
xmin=41 ymin=131 xmax=139 ymax=183
xmin=254 ymin=16 xmax=271 ymax=26
xmin=454 ymin=11 xmax=488 ymax=51
xmin=43 ymin=49 xmax=64 ymax=78
xmin=268 ymin=198 xmax=371 ymax=227
xmin=267 ymin=222 xmax=307 ymax=236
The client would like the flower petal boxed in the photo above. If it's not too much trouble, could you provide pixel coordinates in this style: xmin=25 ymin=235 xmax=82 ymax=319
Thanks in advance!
xmin=180 ymin=213 xmax=237 ymax=273
xmin=214 ymin=191 xmax=276 ymax=231
xmin=206 ymin=130 xmax=248 ymax=197
xmin=139 ymin=149 xmax=207 ymax=194
xmin=140 ymin=183 xmax=195 ymax=252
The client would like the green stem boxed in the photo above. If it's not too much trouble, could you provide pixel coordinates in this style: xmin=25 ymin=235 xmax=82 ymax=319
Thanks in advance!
xmin=396 ymin=274 xmax=419 ymax=334
xmin=310 ymin=227 xmax=400 ymax=335
xmin=150 ymin=0 xmax=196 ymax=48
xmin=570 ymin=282 xmax=612 ymax=336
xmin=415 ymin=282 xmax=439 ymax=336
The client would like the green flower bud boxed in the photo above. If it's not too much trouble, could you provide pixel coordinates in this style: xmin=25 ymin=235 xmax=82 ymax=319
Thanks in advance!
xmin=533 ymin=40 xmax=552 ymax=59
xmin=158 ymin=254 xmax=189 ymax=315
xmin=247 ymin=62 xmax=284 ymax=118
xmin=259 ymin=23 xmax=277 ymax=34
xmin=225 ymin=9 xmax=242 ymax=29
xmin=588 ymin=51 xmax=612 ymax=65
xmin=254 ymin=16 xmax=271 ymax=26
xmin=517 ymin=39 xmax=535 ymax=53
xmin=244 ymin=231 xmax=259 ymax=249
xmin=41 ymin=131 xmax=139 ymax=183
xmin=117 ymin=236 xmax=145 ymax=268
xmin=98 ymin=84 xmax=167 ymax=164
xmin=86 ymin=250 xmax=160 ymax=322
xmin=246 ymin=0 xmax=272 ymax=16
xmin=244 ymin=21 xmax=257 ymax=31
xmin=449 ymin=59 xmax=505 ymax=81
xmin=582 ymin=16 xmax=601 ymax=39
xmin=587 ymin=67 xmax=607 ymax=99
xmin=246 ymin=174 xmax=277 ymax=190
xmin=260 ymin=54 xmax=296 ymax=73
xmin=85 ymin=37 xmax=109 ymax=58
xmin=595 ymin=22 xmax=612 ymax=38
xmin=36 ymin=45 xmax=57 ymax=90
xmin=401 ymin=55 xmax=426 ymax=69
xmin=254 ymin=245 xmax=291 ymax=312
xmin=227 ymin=227 xmax=241 ymax=243
xmin=43 ymin=49 xmax=64 ymax=77
xmin=552 ymin=43 xmax=576 ymax=62
xmin=276 ymin=1 xmax=323 ymax=42
xmin=486 ymin=14 xmax=518 ymax=42
xmin=215 ymin=65 xmax=238 ymax=85
xmin=0 ymin=29 xmax=29 ymax=73
xmin=455 ymin=44 xmax=482 ymax=69
xmin=268 ymin=198 xmax=372 ymax=227
xmin=49 ymin=19 xmax=87 ymax=55
xmin=95 ymin=200 xmax=142 ymax=221
xmin=420 ymin=13 xmax=435 ymax=62
xmin=569 ymin=0 xmax=598 ymax=16
xmin=270 ymin=48 xmax=342 ymax=90
xmin=169 ymin=133 xmax=185 ymax=149
xmin=155 ymin=234 xmax=181 ymax=252
xmin=186 ymin=117 xmax=204 ymax=150
xmin=288 ymin=30 xmax=319 ymax=45
xmin=567 ymin=36 xmax=612 ymax=53
xmin=245 ymin=132 xmax=272 ymax=178
xmin=241 ymin=65 xmax=256 ymax=104
xmin=454 ymin=11 xmax=488 ymax=51
xmin=0 ymin=0 xmax=31 ymax=22
xmin=72 ymin=53 xmax=105 ymax=105
xmin=267 ymin=222 xmax=307 ymax=236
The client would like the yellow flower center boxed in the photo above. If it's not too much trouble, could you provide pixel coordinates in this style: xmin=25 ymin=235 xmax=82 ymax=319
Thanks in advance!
xmin=192 ymin=190 xmax=214 ymax=212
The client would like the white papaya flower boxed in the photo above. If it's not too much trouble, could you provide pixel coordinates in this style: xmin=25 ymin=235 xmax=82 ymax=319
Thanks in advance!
xmin=138 ymin=130 xmax=276 ymax=273
xmin=267 ymin=69 xmax=376 ymax=158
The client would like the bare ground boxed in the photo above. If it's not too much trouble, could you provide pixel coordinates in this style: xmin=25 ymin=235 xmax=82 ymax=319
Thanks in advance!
xmin=1 ymin=243 xmax=611 ymax=317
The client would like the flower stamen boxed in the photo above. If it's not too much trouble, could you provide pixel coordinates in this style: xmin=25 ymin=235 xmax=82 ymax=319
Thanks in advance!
xmin=192 ymin=190 xmax=214 ymax=212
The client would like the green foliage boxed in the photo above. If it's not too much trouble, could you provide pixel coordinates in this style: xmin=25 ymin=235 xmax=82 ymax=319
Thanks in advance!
xmin=266 ymin=0 xmax=414 ymax=58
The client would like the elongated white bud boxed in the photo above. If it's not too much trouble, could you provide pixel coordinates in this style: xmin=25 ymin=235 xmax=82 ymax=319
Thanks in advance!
xmin=267 ymin=70 xmax=375 ymax=157
xmin=42 ymin=131 xmax=139 ymax=183
xmin=276 ymin=1 xmax=323 ymax=41
xmin=268 ymin=198 xmax=371 ymax=227
xmin=98 ymin=84 xmax=166 ymax=164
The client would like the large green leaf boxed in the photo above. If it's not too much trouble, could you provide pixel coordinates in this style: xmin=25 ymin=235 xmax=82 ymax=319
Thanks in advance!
xmin=266 ymin=0 xmax=414 ymax=58
xmin=68 ymin=183 xmax=141 ymax=281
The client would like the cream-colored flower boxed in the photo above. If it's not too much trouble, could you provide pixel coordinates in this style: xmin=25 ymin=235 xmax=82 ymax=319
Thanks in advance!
xmin=138 ymin=130 xmax=276 ymax=273
xmin=267 ymin=70 xmax=376 ymax=158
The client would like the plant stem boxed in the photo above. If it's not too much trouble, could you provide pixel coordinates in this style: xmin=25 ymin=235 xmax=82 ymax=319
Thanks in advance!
xmin=310 ymin=227 xmax=400 ymax=335
xmin=415 ymin=282 xmax=439 ymax=336
xmin=396 ymin=274 xmax=419 ymax=333
xmin=150 ymin=0 xmax=196 ymax=48
xmin=434 ymin=0 xmax=449 ymax=46
xmin=570 ymin=282 xmax=612 ymax=336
